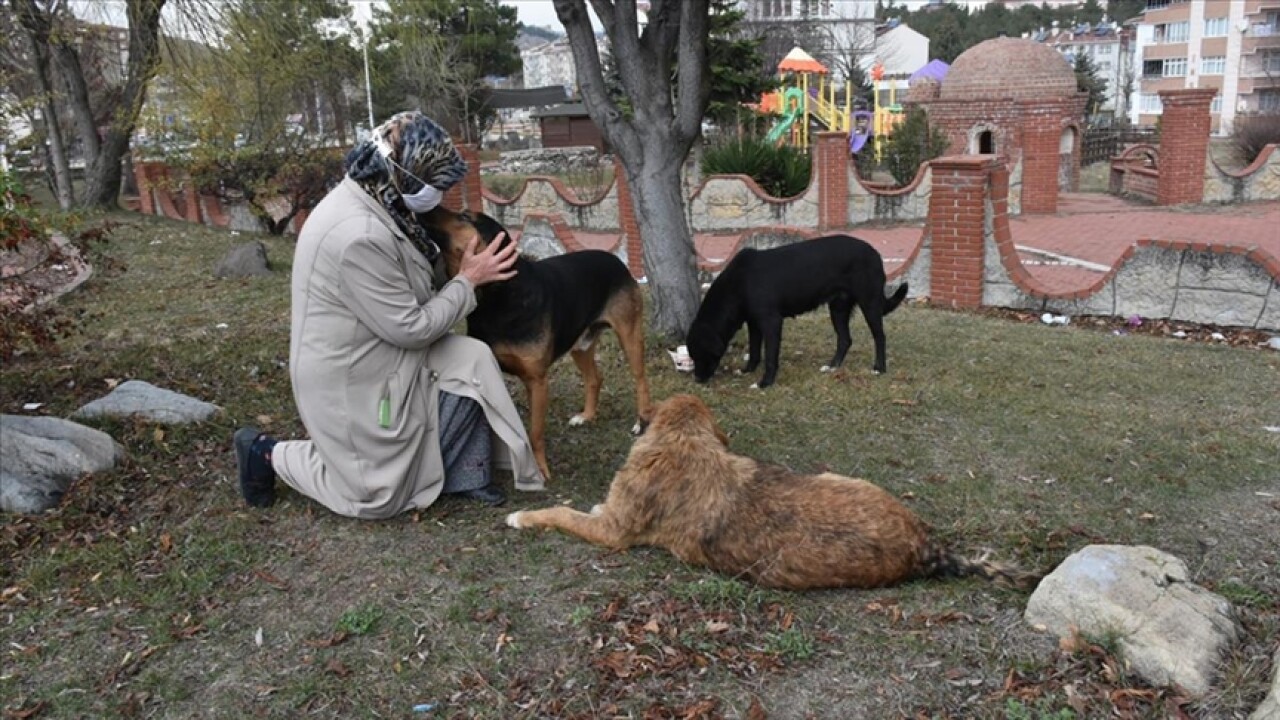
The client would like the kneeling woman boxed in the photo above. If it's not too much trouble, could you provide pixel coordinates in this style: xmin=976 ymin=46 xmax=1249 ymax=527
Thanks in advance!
xmin=234 ymin=112 xmax=545 ymax=517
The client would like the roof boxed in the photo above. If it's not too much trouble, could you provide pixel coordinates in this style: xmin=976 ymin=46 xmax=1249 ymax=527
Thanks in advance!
xmin=909 ymin=59 xmax=950 ymax=84
xmin=941 ymin=37 xmax=1077 ymax=102
xmin=777 ymin=47 xmax=828 ymax=75
xmin=530 ymin=102 xmax=591 ymax=119
xmin=484 ymin=86 xmax=570 ymax=110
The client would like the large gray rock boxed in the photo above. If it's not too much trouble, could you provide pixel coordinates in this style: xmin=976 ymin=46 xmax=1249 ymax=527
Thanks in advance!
xmin=1 ymin=415 xmax=125 ymax=513
xmin=1025 ymin=544 xmax=1239 ymax=697
xmin=74 ymin=380 xmax=221 ymax=424
xmin=214 ymin=241 xmax=272 ymax=278
xmin=1252 ymin=648 xmax=1280 ymax=720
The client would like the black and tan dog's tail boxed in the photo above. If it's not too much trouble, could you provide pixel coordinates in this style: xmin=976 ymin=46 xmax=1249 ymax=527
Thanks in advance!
xmin=918 ymin=542 xmax=1042 ymax=590
xmin=884 ymin=283 xmax=910 ymax=315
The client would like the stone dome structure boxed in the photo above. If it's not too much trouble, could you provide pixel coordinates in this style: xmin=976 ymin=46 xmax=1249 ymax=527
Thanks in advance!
xmin=940 ymin=37 xmax=1077 ymax=101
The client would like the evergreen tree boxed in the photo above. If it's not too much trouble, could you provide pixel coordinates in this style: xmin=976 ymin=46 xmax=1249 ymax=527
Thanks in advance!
xmin=1074 ymin=51 xmax=1108 ymax=117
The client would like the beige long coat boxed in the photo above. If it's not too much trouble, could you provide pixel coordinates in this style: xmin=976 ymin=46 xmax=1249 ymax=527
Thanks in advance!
xmin=271 ymin=177 xmax=545 ymax=519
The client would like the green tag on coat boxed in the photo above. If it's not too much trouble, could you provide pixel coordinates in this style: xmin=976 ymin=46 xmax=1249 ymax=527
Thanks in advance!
xmin=378 ymin=397 xmax=391 ymax=428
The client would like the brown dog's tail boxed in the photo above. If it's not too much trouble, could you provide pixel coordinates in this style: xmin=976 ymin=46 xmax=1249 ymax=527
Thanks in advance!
xmin=917 ymin=542 xmax=1042 ymax=590
xmin=884 ymin=283 xmax=909 ymax=315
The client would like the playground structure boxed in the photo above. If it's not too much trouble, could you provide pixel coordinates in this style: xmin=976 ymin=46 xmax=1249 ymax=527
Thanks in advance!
xmin=759 ymin=48 xmax=907 ymax=159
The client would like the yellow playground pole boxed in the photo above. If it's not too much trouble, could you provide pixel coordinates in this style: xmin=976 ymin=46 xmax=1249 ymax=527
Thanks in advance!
xmin=800 ymin=71 xmax=809 ymax=150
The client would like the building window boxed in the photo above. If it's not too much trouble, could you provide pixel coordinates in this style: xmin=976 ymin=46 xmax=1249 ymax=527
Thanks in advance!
xmin=1140 ymin=93 xmax=1164 ymax=113
xmin=1210 ymin=94 xmax=1222 ymax=113
xmin=1098 ymin=60 xmax=1113 ymax=71
xmin=1259 ymin=92 xmax=1280 ymax=112
xmin=1097 ymin=44 xmax=1112 ymax=56
xmin=1146 ymin=0 xmax=1169 ymax=9
xmin=1163 ymin=58 xmax=1187 ymax=77
xmin=1201 ymin=56 xmax=1226 ymax=75
xmin=1143 ymin=59 xmax=1163 ymax=77
xmin=1203 ymin=17 xmax=1228 ymax=37
xmin=1265 ymin=52 xmax=1280 ymax=74
xmin=1156 ymin=21 xmax=1189 ymax=43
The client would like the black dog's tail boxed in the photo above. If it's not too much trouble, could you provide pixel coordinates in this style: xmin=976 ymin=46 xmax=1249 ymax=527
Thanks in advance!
xmin=917 ymin=542 xmax=1042 ymax=590
xmin=884 ymin=283 xmax=909 ymax=315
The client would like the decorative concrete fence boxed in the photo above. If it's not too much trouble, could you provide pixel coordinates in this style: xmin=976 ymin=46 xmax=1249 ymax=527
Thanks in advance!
xmin=133 ymin=161 xmax=311 ymax=235
xmin=1203 ymin=144 xmax=1280 ymax=204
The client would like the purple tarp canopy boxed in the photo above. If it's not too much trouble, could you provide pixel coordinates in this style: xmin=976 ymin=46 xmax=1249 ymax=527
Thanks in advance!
xmin=909 ymin=59 xmax=950 ymax=84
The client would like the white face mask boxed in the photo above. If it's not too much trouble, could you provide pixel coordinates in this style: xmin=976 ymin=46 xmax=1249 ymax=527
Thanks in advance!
xmin=375 ymin=136 xmax=444 ymax=213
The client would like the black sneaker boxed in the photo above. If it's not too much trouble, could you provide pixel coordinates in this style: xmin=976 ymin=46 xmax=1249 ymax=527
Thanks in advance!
xmin=234 ymin=427 xmax=277 ymax=508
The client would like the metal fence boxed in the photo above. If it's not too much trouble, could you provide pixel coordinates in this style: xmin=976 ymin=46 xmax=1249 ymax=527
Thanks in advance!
xmin=1082 ymin=128 xmax=1160 ymax=166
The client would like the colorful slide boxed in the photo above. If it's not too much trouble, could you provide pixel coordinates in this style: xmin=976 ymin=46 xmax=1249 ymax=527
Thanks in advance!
xmin=765 ymin=88 xmax=806 ymax=144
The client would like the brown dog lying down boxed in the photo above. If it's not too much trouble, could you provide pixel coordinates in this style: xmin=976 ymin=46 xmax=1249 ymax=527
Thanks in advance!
xmin=507 ymin=394 xmax=1040 ymax=591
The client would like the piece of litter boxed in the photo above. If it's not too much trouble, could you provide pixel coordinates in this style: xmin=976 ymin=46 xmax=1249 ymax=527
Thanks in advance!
xmin=1267 ymin=337 xmax=1280 ymax=351
xmin=413 ymin=703 xmax=437 ymax=713
xmin=22 ymin=402 xmax=43 ymax=411
xmin=215 ymin=323 xmax=229 ymax=329
xmin=1210 ymin=332 xmax=1226 ymax=341
xmin=1112 ymin=329 xmax=1126 ymax=336
xmin=1040 ymin=313 xmax=1054 ymax=325
xmin=149 ymin=240 xmax=163 ymax=245
xmin=1172 ymin=330 xmax=1187 ymax=339
xmin=51 ymin=264 xmax=66 ymax=271
xmin=1126 ymin=315 xmax=1143 ymax=328
xmin=1256 ymin=492 xmax=1276 ymax=497
xmin=667 ymin=345 xmax=693 ymax=373
xmin=231 ymin=230 xmax=240 ymax=236
xmin=254 ymin=627 xmax=263 ymax=647
xmin=1264 ymin=426 xmax=1280 ymax=433
xmin=1041 ymin=313 xmax=1070 ymax=326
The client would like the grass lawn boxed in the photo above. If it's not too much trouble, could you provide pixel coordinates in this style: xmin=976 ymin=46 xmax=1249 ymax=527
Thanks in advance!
xmin=2 ymin=209 xmax=1278 ymax=719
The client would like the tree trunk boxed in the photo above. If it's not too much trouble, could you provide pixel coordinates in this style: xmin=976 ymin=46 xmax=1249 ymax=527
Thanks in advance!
xmin=627 ymin=150 xmax=702 ymax=340
xmin=80 ymin=0 xmax=166 ymax=208
xmin=14 ymin=0 xmax=75 ymax=210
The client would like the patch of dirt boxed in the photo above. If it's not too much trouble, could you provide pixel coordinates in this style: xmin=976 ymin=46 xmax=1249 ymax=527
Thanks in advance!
xmin=0 ymin=235 xmax=89 ymax=311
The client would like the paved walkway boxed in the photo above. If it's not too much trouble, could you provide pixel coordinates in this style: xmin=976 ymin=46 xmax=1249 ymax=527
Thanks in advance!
xmin=536 ymin=194 xmax=1280 ymax=295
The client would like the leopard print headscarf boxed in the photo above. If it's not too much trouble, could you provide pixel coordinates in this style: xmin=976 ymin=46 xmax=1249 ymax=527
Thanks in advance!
xmin=345 ymin=111 xmax=468 ymax=263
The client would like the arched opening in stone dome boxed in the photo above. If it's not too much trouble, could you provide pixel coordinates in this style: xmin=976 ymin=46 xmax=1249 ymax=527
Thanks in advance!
xmin=978 ymin=131 xmax=994 ymax=155
xmin=1059 ymin=126 xmax=1078 ymax=191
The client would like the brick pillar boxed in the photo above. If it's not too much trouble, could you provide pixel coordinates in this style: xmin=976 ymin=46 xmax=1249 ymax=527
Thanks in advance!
xmin=815 ymin=131 xmax=849 ymax=230
xmin=458 ymin=144 xmax=483 ymax=212
xmin=1157 ymin=88 xmax=1216 ymax=206
xmin=927 ymin=155 xmax=994 ymax=309
xmin=1019 ymin=100 xmax=1065 ymax=214
xmin=134 ymin=162 xmax=155 ymax=215
xmin=614 ymin=158 xmax=644 ymax=279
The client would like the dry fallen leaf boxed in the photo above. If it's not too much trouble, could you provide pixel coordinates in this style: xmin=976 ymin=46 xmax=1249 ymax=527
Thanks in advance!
xmin=325 ymin=659 xmax=351 ymax=677
xmin=153 ymin=428 xmax=165 ymax=444
xmin=746 ymin=696 xmax=767 ymax=720
xmin=304 ymin=631 xmax=349 ymax=649
xmin=704 ymin=620 xmax=730 ymax=634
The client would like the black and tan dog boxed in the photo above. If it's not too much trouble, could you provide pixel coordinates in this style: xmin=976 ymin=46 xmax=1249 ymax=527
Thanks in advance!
xmin=687 ymin=234 xmax=909 ymax=388
xmin=419 ymin=206 xmax=652 ymax=481
xmin=507 ymin=394 xmax=1040 ymax=591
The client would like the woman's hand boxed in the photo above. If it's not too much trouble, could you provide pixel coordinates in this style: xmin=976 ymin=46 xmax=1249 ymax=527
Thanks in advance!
xmin=458 ymin=232 xmax=518 ymax=287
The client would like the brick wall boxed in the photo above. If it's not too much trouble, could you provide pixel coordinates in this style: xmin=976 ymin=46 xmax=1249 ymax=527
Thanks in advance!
xmin=1157 ymin=88 xmax=1215 ymax=206
xmin=927 ymin=155 xmax=997 ymax=308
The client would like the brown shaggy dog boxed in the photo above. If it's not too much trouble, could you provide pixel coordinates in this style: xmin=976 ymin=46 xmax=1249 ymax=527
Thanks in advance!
xmin=507 ymin=394 xmax=1040 ymax=590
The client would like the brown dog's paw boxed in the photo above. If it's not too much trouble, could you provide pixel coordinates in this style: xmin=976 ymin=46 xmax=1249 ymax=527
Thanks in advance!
xmin=505 ymin=511 xmax=527 ymax=529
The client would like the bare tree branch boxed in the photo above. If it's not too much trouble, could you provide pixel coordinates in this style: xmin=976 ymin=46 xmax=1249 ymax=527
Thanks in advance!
xmin=553 ymin=0 xmax=639 ymax=158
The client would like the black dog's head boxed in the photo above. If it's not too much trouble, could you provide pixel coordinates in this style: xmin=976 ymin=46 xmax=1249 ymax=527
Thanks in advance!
xmin=417 ymin=206 xmax=515 ymax=278
xmin=685 ymin=319 xmax=726 ymax=384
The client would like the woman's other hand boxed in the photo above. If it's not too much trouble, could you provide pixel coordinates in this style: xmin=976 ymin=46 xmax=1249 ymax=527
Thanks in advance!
xmin=458 ymin=232 xmax=518 ymax=287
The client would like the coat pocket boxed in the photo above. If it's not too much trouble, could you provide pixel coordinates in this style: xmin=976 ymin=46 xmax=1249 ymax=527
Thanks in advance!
xmin=378 ymin=373 xmax=400 ymax=429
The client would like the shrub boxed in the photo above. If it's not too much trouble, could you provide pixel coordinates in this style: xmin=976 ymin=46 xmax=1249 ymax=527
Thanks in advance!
xmin=880 ymin=107 xmax=950 ymax=187
xmin=1231 ymin=112 xmax=1280 ymax=166
xmin=700 ymin=137 xmax=812 ymax=198
xmin=185 ymin=139 xmax=344 ymax=236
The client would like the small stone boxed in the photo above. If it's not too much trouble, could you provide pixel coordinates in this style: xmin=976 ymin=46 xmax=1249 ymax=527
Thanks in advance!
xmin=74 ymin=380 xmax=221 ymax=424
xmin=213 ymin=241 xmax=272 ymax=279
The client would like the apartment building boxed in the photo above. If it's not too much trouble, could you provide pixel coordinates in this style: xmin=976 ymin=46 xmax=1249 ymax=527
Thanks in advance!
xmin=737 ymin=0 xmax=877 ymax=82
xmin=1035 ymin=21 xmax=1135 ymax=121
xmin=1130 ymin=0 xmax=1280 ymax=132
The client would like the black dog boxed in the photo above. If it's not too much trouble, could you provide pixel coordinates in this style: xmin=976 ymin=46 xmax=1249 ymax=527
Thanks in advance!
xmin=419 ymin=207 xmax=652 ymax=481
xmin=687 ymin=235 xmax=908 ymax=388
